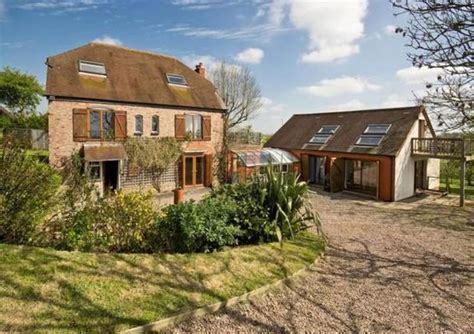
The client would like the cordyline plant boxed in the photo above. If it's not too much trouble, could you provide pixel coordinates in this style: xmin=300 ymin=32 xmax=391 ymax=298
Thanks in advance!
xmin=255 ymin=165 xmax=325 ymax=245
xmin=124 ymin=137 xmax=182 ymax=192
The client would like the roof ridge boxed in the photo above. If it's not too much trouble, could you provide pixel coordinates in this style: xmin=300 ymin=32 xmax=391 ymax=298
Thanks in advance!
xmin=88 ymin=42 xmax=178 ymax=61
xmin=292 ymin=105 xmax=422 ymax=117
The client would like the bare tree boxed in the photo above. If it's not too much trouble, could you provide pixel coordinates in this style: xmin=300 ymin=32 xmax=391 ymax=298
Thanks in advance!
xmin=392 ymin=0 xmax=473 ymax=131
xmin=211 ymin=61 xmax=262 ymax=181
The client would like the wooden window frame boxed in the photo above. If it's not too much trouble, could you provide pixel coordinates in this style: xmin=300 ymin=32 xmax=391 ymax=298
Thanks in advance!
xmin=134 ymin=114 xmax=143 ymax=136
xmin=151 ymin=115 xmax=159 ymax=136
xmin=87 ymin=109 xmax=115 ymax=141
xmin=185 ymin=114 xmax=203 ymax=140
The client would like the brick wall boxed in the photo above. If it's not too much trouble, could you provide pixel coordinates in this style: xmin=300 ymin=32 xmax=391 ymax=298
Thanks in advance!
xmin=48 ymin=99 xmax=224 ymax=187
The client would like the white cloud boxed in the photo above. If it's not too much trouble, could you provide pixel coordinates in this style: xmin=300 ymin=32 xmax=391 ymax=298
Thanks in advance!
xmin=0 ymin=42 xmax=24 ymax=49
xmin=330 ymin=99 xmax=367 ymax=111
xmin=16 ymin=0 xmax=110 ymax=13
xmin=384 ymin=24 xmax=396 ymax=35
xmin=92 ymin=35 xmax=123 ymax=46
xmin=171 ymin=0 xmax=240 ymax=10
xmin=235 ymin=48 xmax=264 ymax=64
xmin=396 ymin=66 xmax=443 ymax=85
xmin=260 ymin=96 xmax=285 ymax=114
xmin=298 ymin=76 xmax=381 ymax=98
xmin=268 ymin=0 xmax=368 ymax=63
xmin=181 ymin=54 xmax=231 ymax=74
xmin=381 ymin=94 xmax=409 ymax=108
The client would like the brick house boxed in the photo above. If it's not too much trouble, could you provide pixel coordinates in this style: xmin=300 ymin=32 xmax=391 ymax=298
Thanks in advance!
xmin=264 ymin=106 xmax=441 ymax=201
xmin=45 ymin=43 xmax=226 ymax=193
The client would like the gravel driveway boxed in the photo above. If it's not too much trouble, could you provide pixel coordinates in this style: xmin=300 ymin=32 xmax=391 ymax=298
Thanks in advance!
xmin=173 ymin=190 xmax=474 ymax=332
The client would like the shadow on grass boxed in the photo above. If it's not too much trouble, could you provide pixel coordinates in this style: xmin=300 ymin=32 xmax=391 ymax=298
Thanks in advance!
xmin=0 ymin=234 xmax=324 ymax=333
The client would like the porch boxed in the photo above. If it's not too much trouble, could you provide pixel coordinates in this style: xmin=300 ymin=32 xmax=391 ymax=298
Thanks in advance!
xmin=411 ymin=137 xmax=473 ymax=206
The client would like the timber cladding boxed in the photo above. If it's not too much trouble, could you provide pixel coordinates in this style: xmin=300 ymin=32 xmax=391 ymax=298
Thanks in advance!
xmin=48 ymin=100 xmax=224 ymax=169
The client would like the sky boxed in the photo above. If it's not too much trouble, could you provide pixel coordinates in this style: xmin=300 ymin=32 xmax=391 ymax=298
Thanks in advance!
xmin=0 ymin=0 xmax=442 ymax=134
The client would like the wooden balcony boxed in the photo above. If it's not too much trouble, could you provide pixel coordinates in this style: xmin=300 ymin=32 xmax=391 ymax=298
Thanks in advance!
xmin=411 ymin=137 xmax=474 ymax=161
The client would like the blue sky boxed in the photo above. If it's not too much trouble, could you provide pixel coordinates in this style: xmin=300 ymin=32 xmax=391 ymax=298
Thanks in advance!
xmin=0 ymin=0 xmax=440 ymax=133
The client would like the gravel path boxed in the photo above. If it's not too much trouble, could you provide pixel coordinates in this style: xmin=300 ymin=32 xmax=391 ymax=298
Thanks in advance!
xmin=173 ymin=190 xmax=474 ymax=332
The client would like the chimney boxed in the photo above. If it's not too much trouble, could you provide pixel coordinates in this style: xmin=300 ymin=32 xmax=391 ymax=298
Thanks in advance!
xmin=195 ymin=62 xmax=206 ymax=78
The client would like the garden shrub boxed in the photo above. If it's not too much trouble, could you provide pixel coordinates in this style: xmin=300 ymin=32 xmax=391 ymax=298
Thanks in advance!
xmin=154 ymin=197 xmax=241 ymax=253
xmin=44 ymin=191 xmax=156 ymax=252
xmin=209 ymin=183 xmax=272 ymax=244
xmin=0 ymin=143 xmax=61 ymax=243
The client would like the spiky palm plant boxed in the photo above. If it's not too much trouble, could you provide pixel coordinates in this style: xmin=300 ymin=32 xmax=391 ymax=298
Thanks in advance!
xmin=255 ymin=165 xmax=324 ymax=244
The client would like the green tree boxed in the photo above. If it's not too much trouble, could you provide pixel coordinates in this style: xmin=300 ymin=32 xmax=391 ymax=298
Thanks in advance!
xmin=0 ymin=66 xmax=44 ymax=115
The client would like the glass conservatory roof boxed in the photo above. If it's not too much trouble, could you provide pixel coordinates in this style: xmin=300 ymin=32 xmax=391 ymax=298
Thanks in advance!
xmin=232 ymin=148 xmax=299 ymax=167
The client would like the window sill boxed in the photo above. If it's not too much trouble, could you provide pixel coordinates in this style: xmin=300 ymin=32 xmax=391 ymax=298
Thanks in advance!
xmin=134 ymin=132 xmax=143 ymax=137
xmin=150 ymin=132 xmax=159 ymax=136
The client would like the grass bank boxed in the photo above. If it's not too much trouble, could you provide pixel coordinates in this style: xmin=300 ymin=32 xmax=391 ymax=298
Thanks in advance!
xmin=0 ymin=232 xmax=324 ymax=333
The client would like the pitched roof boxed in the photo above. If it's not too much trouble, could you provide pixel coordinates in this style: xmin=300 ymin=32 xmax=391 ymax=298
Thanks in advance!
xmin=265 ymin=106 xmax=429 ymax=156
xmin=45 ymin=43 xmax=226 ymax=111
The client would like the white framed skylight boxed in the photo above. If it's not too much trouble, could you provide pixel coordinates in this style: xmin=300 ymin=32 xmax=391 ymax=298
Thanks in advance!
xmin=166 ymin=73 xmax=187 ymax=86
xmin=318 ymin=125 xmax=340 ymax=134
xmin=309 ymin=134 xmax=331 ymax=144
xmin=356 ymin=135 xmax=384 ymax=146
xmin=79 ymin=60 xmax=106 ymax=76
xmin=363 ymin=124 xmax=391 ymax=134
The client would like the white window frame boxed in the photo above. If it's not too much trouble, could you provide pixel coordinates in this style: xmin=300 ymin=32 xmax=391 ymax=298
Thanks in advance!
xmin=355 ymin=135 xmax=384 ymax=146
xmin=309 ymin=134 xmax=331 ymax=144
xmin=318 ymin=125 xmax=340 ymax=134
xmin=79 ymin=60 xmax=106 ymax=76
xmin=166 ymin=73 xmax=187 ymax=86
xmin=363 ymin=124 xmax=391 ymax=135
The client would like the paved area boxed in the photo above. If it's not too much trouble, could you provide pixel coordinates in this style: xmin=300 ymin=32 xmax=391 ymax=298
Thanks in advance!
xmin=152 ymin=187 xmax=210 ymax=208
xmin=174 ymin=190 xmax=474 ymax=332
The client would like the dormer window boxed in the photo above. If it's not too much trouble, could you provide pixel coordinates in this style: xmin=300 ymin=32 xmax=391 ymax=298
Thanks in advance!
xmin=79 ymin=60 xmax=106 ymax=76
xmin=356 ymin=124 xmax=391 ymax=146
xmin=309 ymin=125 xmax=339 ymax=144
xmin=166 ymin=73 xmax=187 ymax=86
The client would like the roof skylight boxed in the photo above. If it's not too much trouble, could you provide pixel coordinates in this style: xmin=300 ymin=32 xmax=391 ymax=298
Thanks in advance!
xmin=308 ymin=125 xmax=339 ymax=144
xmin=309 ymin=134 xmax=331 ymax=144
xmin=364 ymin=124 xmax=391 ymax=134
xmin=166 ymin=73 xmax=187 ymax=86
xmin=79 ymin=60 xmax=106 ymax=76
xmin=356 ymin=135 xmax=384 ymax=146
xmin=318 ymin=125 xmax=339 ymax=134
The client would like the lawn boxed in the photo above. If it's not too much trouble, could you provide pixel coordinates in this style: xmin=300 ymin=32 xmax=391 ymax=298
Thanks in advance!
xmin=0 ymin=232 xmax=324 ymax=333
xmin=439 ymin=178 xmax=474 ymax=199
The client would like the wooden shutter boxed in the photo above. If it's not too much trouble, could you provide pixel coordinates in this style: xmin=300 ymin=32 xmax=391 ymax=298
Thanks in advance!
xmin=204 ymin=154 xmax=213 ymax=187
xmin=202 ymin=116 xmax=211 ymax=141
xmin=114 ymin=111 xmax=127 ymax=140
xmin=72 ymin=109 xmax=88 ymax=142
xmin=301 ymin=155 xmax=309 ymax=182
xmin=175 ymin=115 xmax=185 ymax=140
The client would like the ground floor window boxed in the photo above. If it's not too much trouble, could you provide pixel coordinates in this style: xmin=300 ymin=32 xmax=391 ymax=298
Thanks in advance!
xmin=88 ymin=161 xmax=101 ymax=180
xmin=345 ymin=160 xmax=378 ymax=196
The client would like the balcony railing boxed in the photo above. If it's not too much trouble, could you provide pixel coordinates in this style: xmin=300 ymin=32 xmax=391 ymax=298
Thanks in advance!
xmin=411 ymin=137 xmax=473 ymax=159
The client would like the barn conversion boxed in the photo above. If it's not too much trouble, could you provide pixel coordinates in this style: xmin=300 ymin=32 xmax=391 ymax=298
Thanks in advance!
xmin=264 ymin=106 xmax=441 ymax=202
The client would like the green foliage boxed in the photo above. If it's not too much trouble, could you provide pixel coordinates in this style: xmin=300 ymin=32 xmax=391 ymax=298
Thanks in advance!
xmin=0 ymin=67 xmax=44 ymax=114
xmin=0 ymin=142 xmax=61 ymax=243
xmin=255 ymin=166 xmax=323 ymax=244
xmin=209 ymin=183 xmax=271 ymax=243
xmin=43 ymin=190 xmax=156 ymax=252
xmin=154 ymin=197 xmax=241 ymax=253
xmin=124 ymin=137 xmax=182 ymax=192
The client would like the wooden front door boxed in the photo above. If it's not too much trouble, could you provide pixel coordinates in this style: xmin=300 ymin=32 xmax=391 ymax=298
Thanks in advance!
xmin=184 ymin=155 xmax=204 ymax=187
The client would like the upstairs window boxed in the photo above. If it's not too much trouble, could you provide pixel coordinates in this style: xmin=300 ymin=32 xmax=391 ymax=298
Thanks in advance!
xmin=318 ymin=125 xmax=339 ymax=134
xmin=166 ymin=73 xmax=187 ymax=86
xmin=79 ymin=60 xmax=106 ymax=76
xmin=185 ymin=114 xmax=202 ymax=139
xmin=89 ymin=110 xmax=114 ymax=139
xmin=356 ymin=124 xmax=391 ymax=146
xmin=135 ymin=115 xmax=143 ymax=135
xmin=356 ymin=135 xmax=384 ymax=146
xmin=151 ymin=115 xmax=159 ymax=134
xmin=363 ymin=124 xmax=391 ymax=134
xmin=309 ymin=125 xmax=340 ymax=144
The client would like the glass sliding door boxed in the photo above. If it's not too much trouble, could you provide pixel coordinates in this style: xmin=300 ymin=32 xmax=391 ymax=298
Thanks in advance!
xmin=345 ymin=160 xmax=378 ymax=196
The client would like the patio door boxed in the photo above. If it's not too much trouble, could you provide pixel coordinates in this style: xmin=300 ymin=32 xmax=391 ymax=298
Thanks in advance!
xmin=345 ymin=160 xmax=378 ymax=197
xmin=184 ymin=155 xmax=204 ymax=187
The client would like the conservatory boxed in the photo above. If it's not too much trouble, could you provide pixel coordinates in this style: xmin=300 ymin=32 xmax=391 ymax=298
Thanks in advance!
xmin=227 ymin=148 xmax=300 ymax=183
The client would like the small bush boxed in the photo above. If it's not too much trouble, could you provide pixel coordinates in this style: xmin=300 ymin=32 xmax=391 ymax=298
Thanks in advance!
xmin=209 ymin=183 xmax=271 ymax=243
xmin=0 ymin=143 xmax=61 ymax=243
xmin=154 ymin=197 xmax=241 ymax=253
